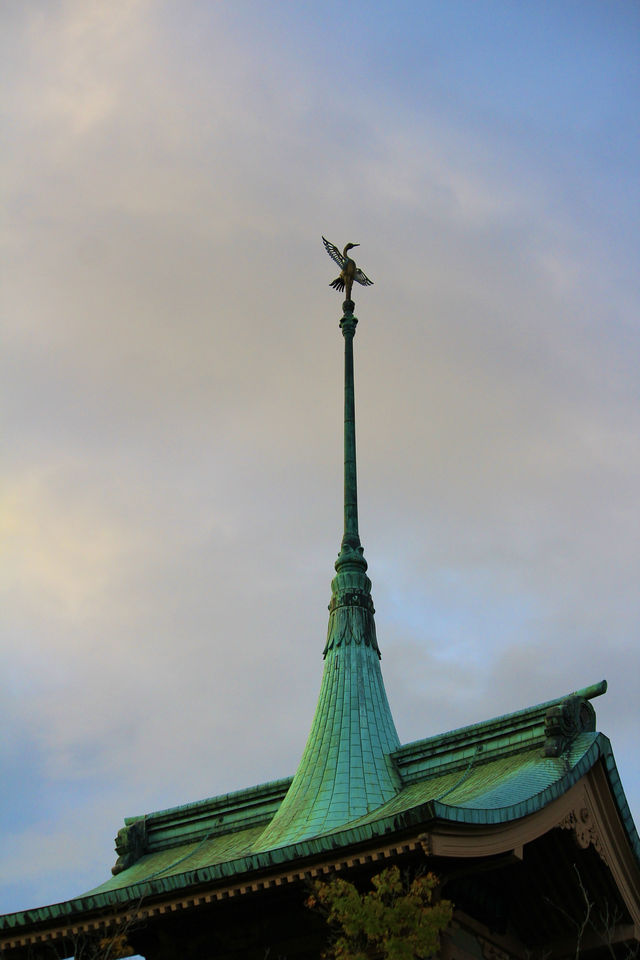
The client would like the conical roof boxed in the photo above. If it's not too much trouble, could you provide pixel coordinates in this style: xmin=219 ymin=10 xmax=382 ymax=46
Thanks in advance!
xmin=256 ymin=300 xmax=401 ymax=851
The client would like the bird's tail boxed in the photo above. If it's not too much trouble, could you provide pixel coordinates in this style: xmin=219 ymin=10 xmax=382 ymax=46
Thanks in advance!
xmin=330 ymin=277 xmax=345 ymax=292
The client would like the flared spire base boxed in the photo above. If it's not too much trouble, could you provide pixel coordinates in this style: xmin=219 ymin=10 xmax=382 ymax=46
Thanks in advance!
xmin=254 ymin=637 xmax=401 ymax=852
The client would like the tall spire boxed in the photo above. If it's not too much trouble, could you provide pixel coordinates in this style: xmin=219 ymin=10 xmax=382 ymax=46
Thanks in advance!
xmin=256 ymin=293 xmax=401 ymax=852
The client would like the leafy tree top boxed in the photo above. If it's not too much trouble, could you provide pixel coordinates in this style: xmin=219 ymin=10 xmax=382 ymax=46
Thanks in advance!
xmin=307 ymin=865 xmax=452 ymax=960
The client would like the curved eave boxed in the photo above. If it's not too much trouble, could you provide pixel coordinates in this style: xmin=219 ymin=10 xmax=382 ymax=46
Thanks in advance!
xmin=432 ymin=734 xmax=606 ymax=825
xmin=432 ymin=736 xmax=638 ymax=864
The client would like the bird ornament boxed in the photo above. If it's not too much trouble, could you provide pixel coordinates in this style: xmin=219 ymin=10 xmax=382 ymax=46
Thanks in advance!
xmin=322 ymin=237 xmax=373 ymax=302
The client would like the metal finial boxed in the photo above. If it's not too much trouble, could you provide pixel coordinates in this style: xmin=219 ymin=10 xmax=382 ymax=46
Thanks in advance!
xmin=322 ymin=237 xmax=373 ymax=302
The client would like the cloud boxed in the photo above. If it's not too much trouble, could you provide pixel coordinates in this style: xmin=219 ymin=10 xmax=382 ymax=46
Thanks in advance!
xmin=1 ymin=468 xmax=157 ymax=624
xmin=15 ymin=1 xmax=152 ymax=139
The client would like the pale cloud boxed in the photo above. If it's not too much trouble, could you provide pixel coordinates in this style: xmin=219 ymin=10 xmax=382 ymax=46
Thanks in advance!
xmin=1 ymin=469 xmax=155 ymax=623
xmin=21 ymin=0 xmax=153 ymax=141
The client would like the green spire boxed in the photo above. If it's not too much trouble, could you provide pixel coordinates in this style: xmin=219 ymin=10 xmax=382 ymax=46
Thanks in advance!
xmin=255 ymin=299 xmax=401 ymax=852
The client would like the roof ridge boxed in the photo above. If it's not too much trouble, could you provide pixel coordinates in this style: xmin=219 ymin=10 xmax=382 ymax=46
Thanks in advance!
xmin=135 ymin=775 xmax=292 ymax=827
xmin=393 ymin=680 xmax=607 ymax=760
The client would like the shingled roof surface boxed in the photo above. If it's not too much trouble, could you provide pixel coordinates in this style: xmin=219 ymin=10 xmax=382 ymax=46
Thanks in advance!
xmin=2 ymin=682 xmax=638 ymax=932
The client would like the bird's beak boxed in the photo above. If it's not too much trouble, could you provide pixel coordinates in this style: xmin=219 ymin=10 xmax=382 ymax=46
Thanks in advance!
xmin=352 ymin=243 xmax=360 ymax=247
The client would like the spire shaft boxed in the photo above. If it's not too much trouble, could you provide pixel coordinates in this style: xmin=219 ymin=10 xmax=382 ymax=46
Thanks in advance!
xmin=342 ymin=310 xmax=359 ymax=550
xmin=336 ymin=302 xmax=366 ymax=574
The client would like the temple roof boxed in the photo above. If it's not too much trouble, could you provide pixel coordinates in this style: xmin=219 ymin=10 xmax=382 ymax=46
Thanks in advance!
xmin=2 ymin=680 xmax=639 ymax=934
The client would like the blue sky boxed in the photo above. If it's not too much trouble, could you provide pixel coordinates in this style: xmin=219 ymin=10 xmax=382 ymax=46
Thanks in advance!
xmin=2 ymin=0 xmax=639 ymax=929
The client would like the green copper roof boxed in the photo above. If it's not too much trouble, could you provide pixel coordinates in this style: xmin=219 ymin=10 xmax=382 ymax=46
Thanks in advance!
xmin=3 ymin=683 xmax=638 ymax=935
xmin=68 ymin=733 xmax=612 ymax=893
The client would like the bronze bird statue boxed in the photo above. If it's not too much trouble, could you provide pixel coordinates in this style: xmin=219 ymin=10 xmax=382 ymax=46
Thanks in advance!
xmin=322 ymin=237 xmax=373 ymax=301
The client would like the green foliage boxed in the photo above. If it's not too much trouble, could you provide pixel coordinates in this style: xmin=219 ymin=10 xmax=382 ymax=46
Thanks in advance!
xmin=306 ymin=865 xmax=452 ymax=960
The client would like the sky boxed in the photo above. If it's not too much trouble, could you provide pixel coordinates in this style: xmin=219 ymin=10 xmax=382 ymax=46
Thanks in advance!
xmin=2 ymin=0 xmax=639 ymax=925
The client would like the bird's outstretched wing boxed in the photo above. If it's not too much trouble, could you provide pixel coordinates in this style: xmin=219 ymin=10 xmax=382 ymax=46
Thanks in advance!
xmin=354 ymin=268 xmax=373 ymax=287
xmin=322 ymin=236 xmax=345 ymax=268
